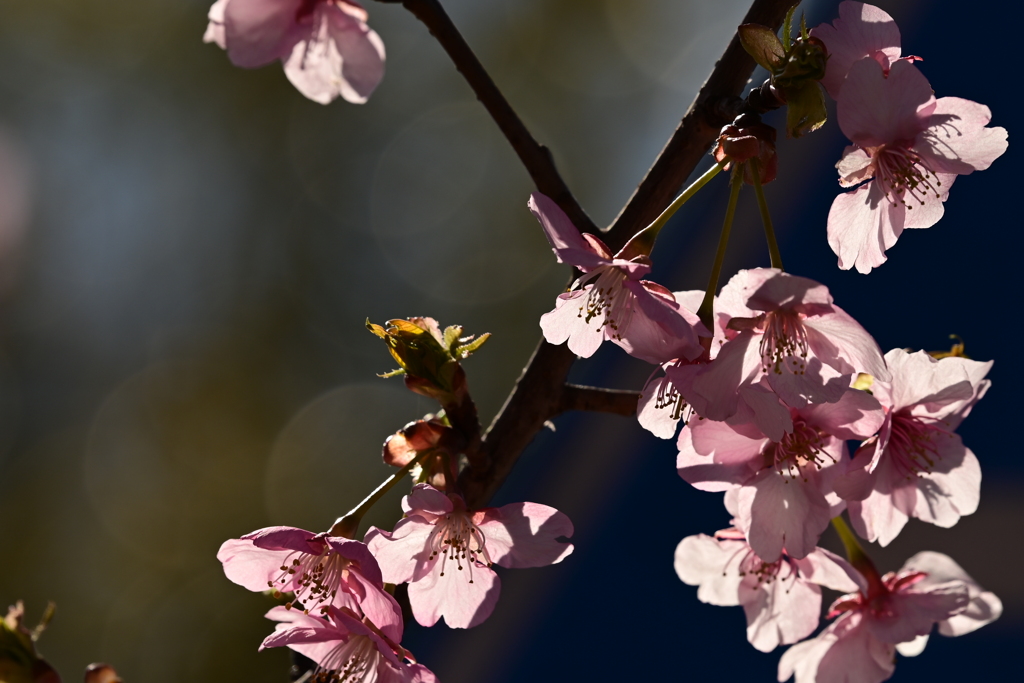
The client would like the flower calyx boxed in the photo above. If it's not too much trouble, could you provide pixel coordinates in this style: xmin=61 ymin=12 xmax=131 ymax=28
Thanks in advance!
xmin=382 ymin=417 xmax=461 ymax=491
xmin=714 ymin=114 xmax=778 ymax=185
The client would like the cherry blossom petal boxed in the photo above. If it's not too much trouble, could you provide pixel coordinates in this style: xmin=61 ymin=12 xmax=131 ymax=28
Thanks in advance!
xmin=799 ymin=548 xmax=864 ymax=593
xmin=738 ymin=470 xmax=834 ymax=561
xmin=837 ymin=59 xmax=935 ymax=147
xmin=204 ymin=0 xmax=228 ymax=48
xmin=677 ymin=420 xmax=765 ymax=491
xmin=528 ymin=193 xmax=607 ymax=270
xmin=827 ymin=181 xmax=902 ymax=274
xmin=218 ymin=539 xmax=294 ymax=591
xmin=283 ymin=5 xmax=385 ymax=104
xmin=539 ymin=289 xmax=604 ymax=358
xmin=402 ymin=483 xmax=453 ymax=517
xmin=673 ymin=534 xmax=743 ymax=607
xmin=474 ymin=503 xmax=574 ymax=569
xmin=866 ymin=582 xmax=968 ymax=644
xmin=917 ymin=98 xmax=1008 ymax=175
xmin=779 ymin=613 xmax=896 ymax=683
xmin=803 ymin=306 xmax=889 ymax=381
xmin=223 ymin=0 xmax=303 ymax=68
xmin=802 ymin=388 xmax=884 ymax=440
xmin=742 ymin=573 xmax=821 ymax=652
xmin=365 ymin=518 xmax=436 ymax=584
xmin=901 ymin=551 xmax=1002 ymax=636
xmin=407 ymin=562 xmax=500 ymax=629
xmin=637 ymin=368 xmax=681 ymax=439
xmin=911 ymin=440 xmax=980 ymax=528
xmin=811 ymin=1 xmax=902 ymax=99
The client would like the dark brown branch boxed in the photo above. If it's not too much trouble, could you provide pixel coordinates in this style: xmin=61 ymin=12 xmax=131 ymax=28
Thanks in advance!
xmin=602 ymin=0 xmax=797 ymax=253
xmin=390 ymin=0 xmax=598 ymax=234
xmin=557 ymin=384 xmax=641 ymax=417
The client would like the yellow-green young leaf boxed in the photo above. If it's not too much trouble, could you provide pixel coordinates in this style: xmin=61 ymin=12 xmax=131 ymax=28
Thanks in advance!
xmin=783 ymin=82 xmax=827 ymax=137
xmin=738 ymin=24 xmax=785 ymax=72
xmin=454 ymin=332 xmax=491 ymax=359
xmin=442 ymin=325 xmax=464 ymax=353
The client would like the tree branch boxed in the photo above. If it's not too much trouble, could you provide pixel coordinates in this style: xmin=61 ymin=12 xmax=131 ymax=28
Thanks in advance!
xmin=602 ymin=0 xmax=797 ymax=253
xmin=557 ymin=384 xmax=641 ymax=417
xmin=390 ymin=0 xmax=598 ymax=234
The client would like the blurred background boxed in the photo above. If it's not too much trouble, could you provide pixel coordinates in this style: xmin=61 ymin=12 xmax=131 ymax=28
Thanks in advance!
xmin=0 ymin=0 xmax=1019 ymax=680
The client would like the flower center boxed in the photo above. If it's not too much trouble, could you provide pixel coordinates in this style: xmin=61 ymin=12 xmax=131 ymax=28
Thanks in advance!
xmin=576 ymin=266 xmax=633 ymax=339
xmin=315 ymin=635 xmax=379 ymax=683
xmin=764 ymin=418 xmax=832 ymax=481
xmin=428 ymin=511 xmax=492 ymax=583
xmin=758 ymin=309 xmax=809 ymax=376
xmin=654 ymin=364 xmax=692 ymax=422
xmin=886 ymin=411 xmax=953 ymax=479
xmin=717 ymin=531 xmax=799 ymax=588
xmin=872 ymin=143 xmax=942 ymax=208
xmin=271 ymin=548 xmax=350 ymax=615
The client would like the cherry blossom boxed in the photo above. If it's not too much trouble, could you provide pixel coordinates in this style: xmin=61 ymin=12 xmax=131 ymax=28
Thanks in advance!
xmin=636 ymin=290 xmax=711 ymax=439
xmin=680 ymin=268 xmax=888 ymax=423
xmin=217 ymin=526 xmax=401 ymax=633
xmin=675 ymin=527 xmax=861 ymax=652
xmin=827 ymin=59 xmax=1008 ymax=273
xmin=530 ymin=192 xmax=707 ymax=363
xmin=838 ymin=349 xmax=990 ymax=546
xmin=261 ymin=605 xmax=437 ymax=683
xmin=365 ymin=484 xmax=573 ymax=629
xmin=204 ymin=0 xmax=385 ymax=104
xmin=811 ymin=1 xmax=904 ymax=99
xmin=778 ymin=550 xmax=997 ymax=683
xmin=678 ymin=387 xmax=883 ymax=561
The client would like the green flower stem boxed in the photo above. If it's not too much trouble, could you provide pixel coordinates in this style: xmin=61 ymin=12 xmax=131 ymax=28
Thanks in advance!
xmin=750 ymin=158 xmax=783 ymax=271
xmin=831 ymin=515 xmax=884 ymax=596
xmin=697 ymin=167 xmax=744 ymax=332
xmin=649 ymin=162 xmax=725 ymax=233
xmin=330 ymin=449 xmax=432 ymax=537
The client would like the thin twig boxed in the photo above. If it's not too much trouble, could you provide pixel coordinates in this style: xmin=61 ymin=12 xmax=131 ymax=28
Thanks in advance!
xmin=603 ymin=0 xmax=797 ymax=253
xmin=391 ymin=0 xmax=598 ymax=233
xmin=557 ymin=384 xmax=641 ymax=417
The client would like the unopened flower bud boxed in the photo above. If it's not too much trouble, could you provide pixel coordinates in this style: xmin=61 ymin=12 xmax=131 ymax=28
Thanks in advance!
xmin=84 ymin=664 xmax=122 ymax=683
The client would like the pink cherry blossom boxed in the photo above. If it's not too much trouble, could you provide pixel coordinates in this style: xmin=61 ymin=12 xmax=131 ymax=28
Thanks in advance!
xmin=217 ymin=526 xmax=401 ymax=634
xmin=636 ymin=290 xmax=711 ymax=439
xmin=205 ymin=0 xmax=385 ymax=104
xmin=680 ymin=269 xmax=888 ymax=423
xmin=261 ymin=605 xmax=437 ymax=683
xmin=778 ymin=550 xmax=997 ymax=683
xmin=811 ymin=1 xmax=904 ymax=99
xmin=678 ymin=387 xmax=883 ymax=561
xmin=529 ymin=192 xmax=707 ymax=363
xmin=839 ymin=349 xmax=990 ymax=546
xmin=365 ymin=484 xmax=573 ymax=629
xmin=827 ymin=59 xmax=1008 ymax=273
xmin=675 ymin=527 xmax=861 ymax=652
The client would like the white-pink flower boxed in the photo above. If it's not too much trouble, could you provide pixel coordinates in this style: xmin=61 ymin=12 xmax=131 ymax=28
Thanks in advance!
xmin=778 ymin=550 xmax=997 ymax=683
xmin=838 ymin=349 xmax=991 ymax=545
xmin=261 ymin=605 xmax=437 ymax=683
xmin=217 ymin=526 xmax=401 ymax=631
xmin=678 ymin=387 xmax=883 ymax=561
xmin=681 ymin=268 xmax=888 ymax=422
xmin=811 ymin=1 xmax=904 ymax=100
xmin=827 ymin=58 xmax=1007 ymax=273
xmin=675 ymin=527 xmax=861 ymax=652
xmin=530 ymin=193 xmax=707 ymax=364
xmin=365 ymin=484 xmax=574 ymax=629
xmin=205 ymin=0 xmax=385 ymax=104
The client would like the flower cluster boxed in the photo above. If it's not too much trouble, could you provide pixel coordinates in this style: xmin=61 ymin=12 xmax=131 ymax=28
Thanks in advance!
xmin=812 ymin=1 xmax=1008 ymax=272
xmin=206 ymin=1 xmax=1007 ymax=681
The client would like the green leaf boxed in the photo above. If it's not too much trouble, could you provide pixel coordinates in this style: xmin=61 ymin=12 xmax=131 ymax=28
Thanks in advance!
xmin=454 ymin=332 xmax=491 ymax=359
xmin=738 ymin=24 xmax=785 ymax=71
xmin=782 ymin=82 xmax=827 ymax=137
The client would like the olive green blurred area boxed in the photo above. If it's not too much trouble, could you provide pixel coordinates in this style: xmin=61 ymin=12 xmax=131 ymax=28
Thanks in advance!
xmin=0 ymin=0 xmax=768 ymax=679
